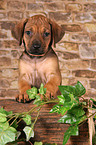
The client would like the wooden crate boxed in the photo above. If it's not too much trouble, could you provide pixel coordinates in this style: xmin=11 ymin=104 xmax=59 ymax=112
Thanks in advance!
xmin=0 ymin=99 xmax=89 ymax=145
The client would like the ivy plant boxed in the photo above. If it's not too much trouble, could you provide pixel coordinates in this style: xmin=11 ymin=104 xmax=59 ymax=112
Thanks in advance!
xmin=0 ymin=81 xmax=95 ymax=145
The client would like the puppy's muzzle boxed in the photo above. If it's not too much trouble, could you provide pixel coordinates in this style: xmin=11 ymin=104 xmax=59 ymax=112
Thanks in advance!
xmin=32 ymin=41 xmax=41 ymax=50
xmin=27 ymin=40 xmax=46 ymax=57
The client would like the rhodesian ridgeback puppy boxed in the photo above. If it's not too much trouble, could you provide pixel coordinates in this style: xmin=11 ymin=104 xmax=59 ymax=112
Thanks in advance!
xmin=12 ymin=15 xmax=64 ymax=103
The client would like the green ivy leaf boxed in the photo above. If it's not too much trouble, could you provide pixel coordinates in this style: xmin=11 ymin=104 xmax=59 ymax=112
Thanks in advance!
xmin=0 ymin=107 xmax=12 ymax=116
xmin=58 ymin=114 xmax=77 ymax=124
xmin=34 ymin=100 xmax=43 ymax=106
xmin=33 ymin=95 xmax=44 ymax=106
xmin=59 ymin=85 xmax=75 ymax=98
xmin=0 ymin=113 xmax=6 ymax=117
xmin=34 ymin=142 xmax=43 ymax=145
xmin=0 ymin=122 xmax=9 ymax=130
xmin=63 ymin=125 xmax=79 ymax=145
xmin=0 ymin=127 xmax=16 ymax=145
xmin=50 ymin=105 xmax=61 ymax=114
xmin=81 ymin=102 xmax=87 ymax=106
xmin=23 ymin=114 xmax=31 ymax=125
xmin=90 ymin=98 xmax=96 ymax=109
xmin=90 ymin=98 xmax=96 ymax=105
xmin=59 ymin=81 xmax=86 ymax=98
xmin=59 ymin=106 xmax=67 ymax=115
xmin=57 ymin=95 xmax=65 ymax=105
xmin=68 ymin=106 xmax=85 ymax=118
xmin=15 ymin=131 xmax=21 ymax=139
xmin=61 ymin=102 xmax=75 ymax=116
xmin=63 ymin=102 xmax=74 ymax=110
xmin=0 ymin=113 xmax=7 ymax=123
xmin=58 ymin=113 xmax=87 ymax=125
xmin=74 ymin=81 xmax=86 ymax=97
xmin=23 ymin=126 xmax=34 ymax=141
xmin=50 ymin=101 xmax=74 ymax=115
xmin=39 ymin=83 xmax=46 ymax=95
xmin=75 ymin=115 xmax=87 ymax=125
xmin=26 ymin=87 xmax=38 ymax=99
xmin=9 ymin=127 xmax=17 ymax=133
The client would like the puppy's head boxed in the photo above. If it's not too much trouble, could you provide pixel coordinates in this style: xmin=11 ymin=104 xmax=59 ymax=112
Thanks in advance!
xmin=12 ymin=15 xmax=64 ymax=57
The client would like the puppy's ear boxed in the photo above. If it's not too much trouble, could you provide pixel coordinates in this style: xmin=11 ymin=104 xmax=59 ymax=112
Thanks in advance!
xmin=49 ymin=19 xmax=65 ymax=47
xmin=11 ymin=19 xmax=28 ymax=45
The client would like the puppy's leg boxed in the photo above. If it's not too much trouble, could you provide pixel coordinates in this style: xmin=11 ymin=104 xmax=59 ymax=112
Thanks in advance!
xmin=44 ymin=76 xmax=61 ymax=99
xmin=16 ymin=80 xmax=31 ymax=103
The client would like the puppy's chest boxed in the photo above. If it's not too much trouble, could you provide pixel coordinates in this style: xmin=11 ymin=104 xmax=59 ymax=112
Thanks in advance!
xmin=32 ymin=66 xmax=46 ymax=88
xmin=20 ymin=60 xmax=47 ymax=88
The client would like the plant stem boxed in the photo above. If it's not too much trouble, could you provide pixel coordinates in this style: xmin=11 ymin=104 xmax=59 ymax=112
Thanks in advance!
xmin=17 ymin=118 xmax=23 ymax=125
xmin=32 ymin=106 xmax=42 ymax=129
xmin=87 ymin=111 xmax=96 ymax=119
xmin=23 ymin=99 xmax=58 ymax=115
xmin=28 ymin=140 xmax=33 ymax=145
xmin=7 ymin=115 xmax=15 ymax=122
xmin=79 ymin=111 xmax=96 ymax=127
xmin=10 ymin=115 xmax=19 ymax=126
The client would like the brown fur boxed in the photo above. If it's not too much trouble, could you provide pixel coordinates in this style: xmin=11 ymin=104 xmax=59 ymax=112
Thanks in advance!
xmin=12 ymin=15 xmax=64 ymax=103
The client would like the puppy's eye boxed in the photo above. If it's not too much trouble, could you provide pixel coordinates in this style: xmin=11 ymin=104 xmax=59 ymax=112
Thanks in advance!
xmin=25 ymin=31 xmax=32 ymax=36
xmin=44 ymin=32 xmax=50 ymax=37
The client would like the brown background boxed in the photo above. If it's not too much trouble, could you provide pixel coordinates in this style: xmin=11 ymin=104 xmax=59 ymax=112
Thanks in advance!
xmin=0 ymin=0 xmax=96 ymax=101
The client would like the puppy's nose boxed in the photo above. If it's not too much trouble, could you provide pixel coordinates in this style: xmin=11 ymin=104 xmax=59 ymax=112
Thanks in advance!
xmin=32 ymin=42 xmax=41 ymax=49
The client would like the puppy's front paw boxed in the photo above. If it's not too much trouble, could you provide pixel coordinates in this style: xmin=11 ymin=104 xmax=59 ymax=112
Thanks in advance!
xmin=45 ymin=90 xmax=55 ymax=100
xmin=15 ymin=92 xmax=30 ymax=103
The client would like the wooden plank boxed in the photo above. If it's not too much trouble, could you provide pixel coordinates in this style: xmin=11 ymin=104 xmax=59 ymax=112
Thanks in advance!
xmin=0 ymin=99 xmax=89 ymax=145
